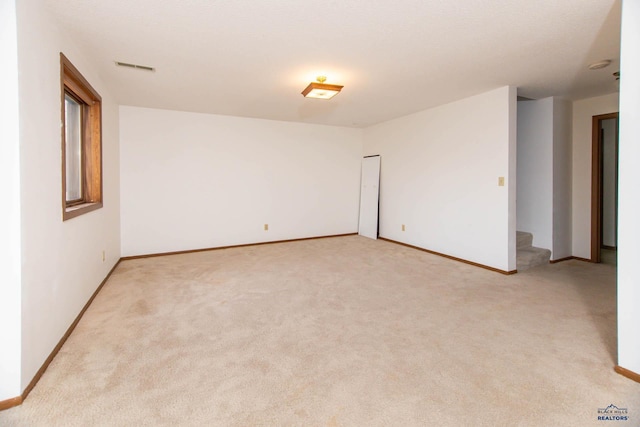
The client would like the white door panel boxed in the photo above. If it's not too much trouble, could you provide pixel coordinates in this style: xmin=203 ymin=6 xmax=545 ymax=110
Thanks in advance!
xmin=358 ymin=156 xmax=381 ymax=239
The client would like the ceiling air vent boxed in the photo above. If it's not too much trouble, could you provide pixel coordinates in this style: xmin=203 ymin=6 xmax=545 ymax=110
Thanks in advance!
xmin=115 ymin=61 xmax=155 ymax=72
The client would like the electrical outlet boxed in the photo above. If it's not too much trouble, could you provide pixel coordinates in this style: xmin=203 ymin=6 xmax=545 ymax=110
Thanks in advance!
xmin=264 ymin=224 xmax=268 ymax=231
xmin=402 ymin=224 xmax=406 ymax=231
xmin=102 ymin=250 xmax=106 ymax=262
xmin=498 ymin=177 xmax=505 ymax=186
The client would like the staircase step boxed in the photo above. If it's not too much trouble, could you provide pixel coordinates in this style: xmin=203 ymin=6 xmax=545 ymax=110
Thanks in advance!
xmin=517 ymin=231 xmax=533 ymax=249
xmin=517 ymin=246 xmax=551 ymax=271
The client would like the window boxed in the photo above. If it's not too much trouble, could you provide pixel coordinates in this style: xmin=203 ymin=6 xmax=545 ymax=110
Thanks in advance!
xmin=61 ymin=53 xmax=102 ymax=220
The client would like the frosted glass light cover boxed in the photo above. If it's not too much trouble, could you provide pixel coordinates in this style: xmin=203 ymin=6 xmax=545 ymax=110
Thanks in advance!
xmin=306 ymin=88 xmax=340 ymax=99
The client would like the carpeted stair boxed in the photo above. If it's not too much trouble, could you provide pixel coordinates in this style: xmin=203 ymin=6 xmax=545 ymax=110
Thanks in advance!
xmin=517 ymin=231 xmax=551 ymax=271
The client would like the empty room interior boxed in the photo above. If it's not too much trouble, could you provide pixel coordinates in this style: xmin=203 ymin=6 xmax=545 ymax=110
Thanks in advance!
xmin=1 ymin=0 xmax=640 ymax=425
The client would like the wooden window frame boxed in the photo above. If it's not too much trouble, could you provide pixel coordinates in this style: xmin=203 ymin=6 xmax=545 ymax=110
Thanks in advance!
xmin=61 ymin=53 xmax=102 ymax=221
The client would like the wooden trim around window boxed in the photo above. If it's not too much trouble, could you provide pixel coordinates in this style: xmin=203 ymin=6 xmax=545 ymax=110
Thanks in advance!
xmin=61 ymin=53 xmax=103 ymax=221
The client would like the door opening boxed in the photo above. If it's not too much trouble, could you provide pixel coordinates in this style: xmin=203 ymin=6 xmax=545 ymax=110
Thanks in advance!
xmin=358 ymin=155 xmax=381 ymax=239
xmin=591 ymin=113 xmax=619 ymax=263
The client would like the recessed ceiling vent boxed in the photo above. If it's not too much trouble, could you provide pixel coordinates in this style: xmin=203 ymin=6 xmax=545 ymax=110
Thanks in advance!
xmin=115 ymin=61 xmax=155 ymax=72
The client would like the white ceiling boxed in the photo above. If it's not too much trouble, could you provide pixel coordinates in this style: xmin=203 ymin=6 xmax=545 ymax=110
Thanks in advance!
xmin=43 ymin=0 xmax=621 ymax=128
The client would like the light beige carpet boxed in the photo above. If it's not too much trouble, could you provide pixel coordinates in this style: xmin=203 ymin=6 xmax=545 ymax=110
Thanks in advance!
xmin=1 ymin=236 xmax=638 ymax=426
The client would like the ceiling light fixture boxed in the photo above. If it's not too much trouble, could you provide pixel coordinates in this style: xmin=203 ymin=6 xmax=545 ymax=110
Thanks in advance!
xmin=588 ymin=60 xmax=612 ymax=70
xmin=301 ymin=76 xmax=343 ymax=99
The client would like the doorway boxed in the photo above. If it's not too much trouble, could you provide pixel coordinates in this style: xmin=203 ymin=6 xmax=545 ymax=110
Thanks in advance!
xmin=591 ymin=113 xmax=619 ymax=263
xmin=358 ymin=155 xmax=381 ymax=239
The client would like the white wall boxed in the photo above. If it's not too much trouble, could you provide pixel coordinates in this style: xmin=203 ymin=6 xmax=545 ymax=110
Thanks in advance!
xmin=16 ymin=0 xmax=121 ymax=391
xmin=0 ymin=0 xmax=22 ymax=402
xmin=120 ymin=107 xmax=363 ymax=256
xmin=363 ymin=86 xmax=517 ymax=272
xmin=617 ymin=0 xmax=640 ymax=376
xmin=516 ymin=98 xmax=553 ymax=251
xmin=551 ymin=98 xmax=572 ymax=259
xmin=572 ymin=93 xmax=619 ymax=258
xmin=601 ymin=118 xmax=617 ymax=247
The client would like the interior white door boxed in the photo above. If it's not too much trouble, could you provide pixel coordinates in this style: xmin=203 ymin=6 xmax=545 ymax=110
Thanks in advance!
xmin=358 ymin=155 xmax=381 ymax=239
